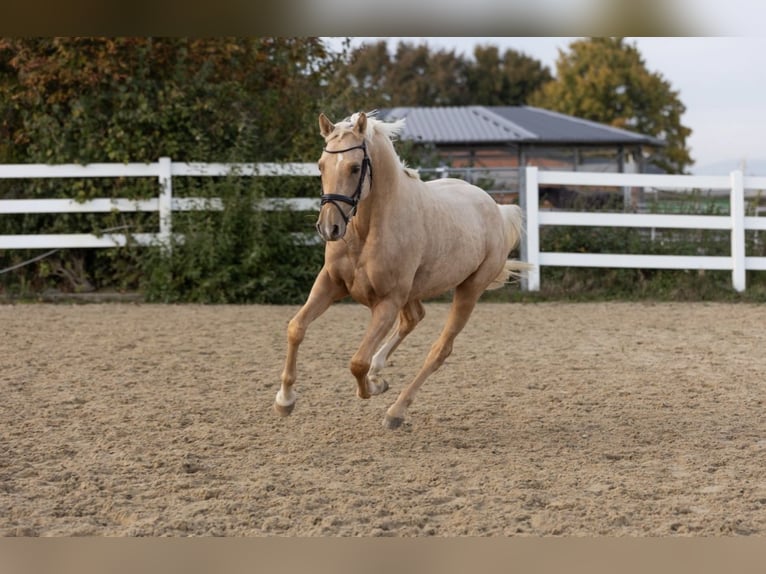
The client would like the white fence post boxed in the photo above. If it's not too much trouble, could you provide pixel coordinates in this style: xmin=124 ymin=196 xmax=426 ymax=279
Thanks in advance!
xmin=523 ymin=166 xmax=541 ymax=291
xmin=158 ymin=157 xmax=173 ymax=250
xmin=730 ymin=169 xmax=746 ymax=292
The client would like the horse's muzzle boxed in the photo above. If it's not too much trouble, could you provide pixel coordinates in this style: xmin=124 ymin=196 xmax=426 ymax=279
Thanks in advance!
xmin=315 ymin=220 xmax=345 ymax=242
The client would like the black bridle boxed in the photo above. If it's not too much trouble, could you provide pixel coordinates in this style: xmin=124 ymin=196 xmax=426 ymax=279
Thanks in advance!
xmin=320 ymin=141 xmax=372 ymax=224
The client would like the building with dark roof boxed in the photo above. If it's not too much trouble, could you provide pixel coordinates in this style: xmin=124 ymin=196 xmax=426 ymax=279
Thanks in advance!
xmin=378 ymin=105 xmax=665 ymax=173
xmin=377 ymin=106 xmax=666 ymax=207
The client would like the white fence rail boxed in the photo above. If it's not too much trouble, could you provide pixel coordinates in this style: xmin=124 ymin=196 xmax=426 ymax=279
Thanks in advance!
xmin=522 ymin=166 xmax=766 ymax=292
xmin=0 ymin=157 xmax=319 ymax=250
xmin=4 ymin=159 xmax=766 ymax=293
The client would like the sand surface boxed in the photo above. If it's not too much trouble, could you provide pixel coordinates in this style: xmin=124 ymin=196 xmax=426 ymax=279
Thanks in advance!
xmin=1 ymin=301 xmax=765 ymax=536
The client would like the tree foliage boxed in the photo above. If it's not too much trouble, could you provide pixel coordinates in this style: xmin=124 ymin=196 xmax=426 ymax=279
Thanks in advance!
xmin=529 ymin=37 xmax=692 ymax=174
xmin=331 ymin=40 xmax=552 ymax=110
xmin=466 ymin=44 xmax=553 ymax=106
xmin=0 ymin=37 xmax=339 ymax=300
xmin=0 ymin=37 xmax=337 ymax=164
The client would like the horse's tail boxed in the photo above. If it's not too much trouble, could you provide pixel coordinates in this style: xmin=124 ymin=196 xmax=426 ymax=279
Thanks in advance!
xmin=486 ymin=204 xmax=535 ymax=290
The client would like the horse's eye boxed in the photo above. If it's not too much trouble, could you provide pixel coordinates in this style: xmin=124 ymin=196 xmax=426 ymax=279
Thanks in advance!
xmin=350 ymin=164 xmax=361 ymax=174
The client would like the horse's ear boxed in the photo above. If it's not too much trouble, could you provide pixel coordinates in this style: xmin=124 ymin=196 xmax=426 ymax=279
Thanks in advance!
xmin=319 ymin=113 xmax=335 ymax=138
xmin=354 ymin=112 xmax=367 ymax=137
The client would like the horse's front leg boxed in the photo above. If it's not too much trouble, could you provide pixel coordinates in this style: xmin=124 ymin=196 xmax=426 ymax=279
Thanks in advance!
xmin=275 ymin=268 xmax=347 ymax=416
xmin=350 ymin=299 xmax=401 ymax=399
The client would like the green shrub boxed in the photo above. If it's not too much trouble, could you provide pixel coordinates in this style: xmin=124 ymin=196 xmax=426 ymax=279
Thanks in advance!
xmin=139 ymin=175 xmax=324 ymax=304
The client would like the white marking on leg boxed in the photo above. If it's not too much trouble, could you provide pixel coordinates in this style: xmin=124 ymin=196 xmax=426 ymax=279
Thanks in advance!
xmin=367 ymin=322 xmax=403 ymax=396
xmin=370 ymin=326 xmax=401 ymax=375
xmin=370 ymin=340 xmax=392 ymax=374
xmin=275 ymin=388 xmax=296 ymax=407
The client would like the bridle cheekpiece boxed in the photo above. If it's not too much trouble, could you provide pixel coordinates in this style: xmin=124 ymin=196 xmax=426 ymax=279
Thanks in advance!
xmin=320 ymin=141 xmax=372 ymax=224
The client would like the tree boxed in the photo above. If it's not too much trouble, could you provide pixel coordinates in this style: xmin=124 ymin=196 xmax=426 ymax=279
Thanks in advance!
xmin=332 ymin=40 xmax=550 ymax=109
xmin=334 ymin=40 xmax=468 ymax=110
xmin=0 ymin=37 xmax=338 ymax=165
xmin=530 ymin=37 xmax=692 ymax=174
xmin=467 ymin=44 xmax=552 ymax=105
xmin=335 ymin=40 xmax=392 ymax=109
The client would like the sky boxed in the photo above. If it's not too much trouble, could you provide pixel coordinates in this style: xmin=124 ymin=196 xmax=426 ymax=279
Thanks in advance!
xmin=325 ymin=36 xmax=766 ymax=176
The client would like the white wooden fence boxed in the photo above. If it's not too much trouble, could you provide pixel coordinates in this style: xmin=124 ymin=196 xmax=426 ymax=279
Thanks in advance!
xmin=522 ymin=166 xmax=766 ymax=292
xmin=2 ymin=159 xmax=766 ymax=292
xmin=0 ymin=157 xmax=319 ymax=250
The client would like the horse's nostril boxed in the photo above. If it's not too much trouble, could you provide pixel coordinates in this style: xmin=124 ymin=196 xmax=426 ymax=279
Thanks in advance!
xmin=332 ymin=224 xmax=340 ymax=238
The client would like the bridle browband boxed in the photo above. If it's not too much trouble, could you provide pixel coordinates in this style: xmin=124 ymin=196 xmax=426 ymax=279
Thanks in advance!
xmin=320 ymin=141 xmax=372 ymax=224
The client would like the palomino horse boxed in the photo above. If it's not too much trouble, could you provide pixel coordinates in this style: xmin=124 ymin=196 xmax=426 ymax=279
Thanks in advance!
xmin=275 ymin=111 xmax=529 ymax=429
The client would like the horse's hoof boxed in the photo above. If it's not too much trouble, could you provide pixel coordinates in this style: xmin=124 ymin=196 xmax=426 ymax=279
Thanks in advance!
xmin=368 ymin=377 xmax=389 ymax=395
xmin=274 ymin=401 xmax=295 ymax=417
xmin=359 ymin=378 xmax=390 ymax=399
xmin=382 ymin=414 xmax=404 ymax=430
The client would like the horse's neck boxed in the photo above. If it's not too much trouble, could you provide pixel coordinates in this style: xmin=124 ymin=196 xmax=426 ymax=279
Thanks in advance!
xmin=349 ymin=142 xmax=407 ymax=242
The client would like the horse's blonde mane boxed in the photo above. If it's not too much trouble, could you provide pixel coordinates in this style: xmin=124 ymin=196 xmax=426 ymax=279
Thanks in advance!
xmin=344 ymin=110 xmax=406 ymax=141
xmin=342 ymin=111 xmax=419 ymax=179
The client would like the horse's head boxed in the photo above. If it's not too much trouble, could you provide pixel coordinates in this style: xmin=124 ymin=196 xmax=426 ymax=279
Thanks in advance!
xmin=315 ymin=112 xmax=372 ymax=242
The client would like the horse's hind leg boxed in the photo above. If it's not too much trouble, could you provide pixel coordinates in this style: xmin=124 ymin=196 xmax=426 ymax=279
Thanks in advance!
xmin=275 ymin=268 xmax=347 ymax=416
xmin=368 ymin=300 xmax=425 ymax=391
xmin=383 ymin=286 xmax=481 ymax=429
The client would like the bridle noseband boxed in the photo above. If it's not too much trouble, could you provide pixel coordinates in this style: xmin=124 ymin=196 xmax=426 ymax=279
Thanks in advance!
xmin=320 ymin=141 xmax=372 ymax=224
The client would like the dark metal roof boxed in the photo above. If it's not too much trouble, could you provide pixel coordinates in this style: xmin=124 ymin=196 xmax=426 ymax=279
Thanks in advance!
xmin=377 ymin=106 xmax=665 ymax=147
